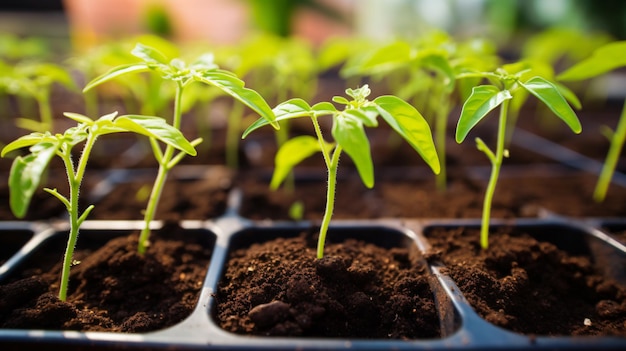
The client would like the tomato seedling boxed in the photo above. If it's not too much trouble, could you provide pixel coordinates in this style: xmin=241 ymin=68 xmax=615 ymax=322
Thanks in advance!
xmin=83 ymin=43 xmax=277 ymax=254
xmin=456 ymin=64 xmax=582 ymax=249
xmin=558 ymin=41 xmax=626 ymax=202
xmin=1 ymin=111 xmax=196 ymax=301
xmin=244 ymin=85 xmax=440 ymax=258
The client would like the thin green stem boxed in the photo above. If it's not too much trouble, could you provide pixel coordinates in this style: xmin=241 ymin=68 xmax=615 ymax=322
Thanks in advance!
xmin=309 ymin=114 xmax=339 ymax=259
xmin=594 ymin=99 xmax=626 ymax=202
xmin=38 ymin=91 xmax=52 ymax=132
xmin=480 ymin=98 xmax=509 ymax=249
xmin=138 ymin=82 xmax=184 ymax=254
xmin=317 ymin=145 xmax=342 ymax=259
xmin=137 ymin=162 xmax=169 ymax=254
xmin=311 ymin=116 xmax=332 ymax=166
xmin=58 ymin=132 xmax=97 ymax=301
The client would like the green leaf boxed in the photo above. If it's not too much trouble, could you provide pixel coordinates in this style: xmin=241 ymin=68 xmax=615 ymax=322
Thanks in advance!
xmin=456 ymin=86 xmax=512 ymax=143
xmin=311 ymin=102 xmax=337 ymax=115
xmin=1 ymin=133 xmax=50 ymax=157
xmin=270 ymin=136 xmax=333 ymax=189
xmin=520 ymin=76 xmax=582 ymax=133
xmin=63 ymin=112 xmax=95 ymax=125
xmin=131 ymin=43 xmax=169 ymax=65
xmin=242 ymin=117 xmax=272 ymax=139
xmin=242 ymin=99 xmax=312 ymax=138
xmin=343 ymin=108 xmax=378 ymax=127
xmin=190 ymin=53 xmax=218 ymax=70
xmin=332 ymin=115 xmax=374 ymax=188
xmin=374 ymin=95 xmax=441 ymax=174
xmin=358 ymin=41 xmax=412 ymax=74
xmin=332 ymin=96 xmax=350 ymax=105
xmin=274 ymin=98 xmax=312 ymax=117
xmin=114 ymin=115 xmax=197 ymax=155
xmin=9 ymin=142 xmax=59 ymax=218
xmin=554 ymin=82 xmax=582 ymax=110
xmin=558 ymin=41 xmax=626 ymax=81
xmin=195 ymin=70 xmax=277 ymax=128
xmin=14 ymin=118 xmax=48 ymax=133
xmin=83 ymin=63 xmax=150 ymax=92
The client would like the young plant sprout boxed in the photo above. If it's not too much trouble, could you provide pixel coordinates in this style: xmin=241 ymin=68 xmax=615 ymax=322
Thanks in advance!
xmin=221 ymin=34 xmax=317 ymax=176
xmin=456 ymin=64 xmax=582 ymax=249
xmin=558 ymin=41 xmax=626 ymax=202
xmin=68 ymin=35 xmax=180 ymax=118
xmin=1 ymin=111 xmax=197 ymax=301
xmin=2 ymin=61 xmax=75 ymax=132
xmin=243 ymin=85 xmax=440 ymax=258
xmin=341 ymin=32 xmax=499 ymax=191
xmin=83 ymin=43 xmax=277 ymax=254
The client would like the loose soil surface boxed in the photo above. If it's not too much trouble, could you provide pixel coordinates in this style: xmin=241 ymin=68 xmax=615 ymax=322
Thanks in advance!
xmin=214 ymin=231 xmax=441 ymax=339
xmin=424 ymin=226 xmax=626 ymax=336
xmin=0 ymin=225 xmax=212 ymax=332
xmin=236 ymin=166 xmax=626 ymax=221
xmin=88 ymin=168 xmax=233 ymax=221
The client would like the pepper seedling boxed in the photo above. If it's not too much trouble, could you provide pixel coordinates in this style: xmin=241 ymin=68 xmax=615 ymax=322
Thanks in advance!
xmin=1 ymin=111 xmax=196 ymax=301
xmin=243 ymin=85 xmax=440 ymax=258
xmin=83 ymin=43 xmax=277 ymax=254
xmin=558 ymin=41 xmax=626 ymax=202
xmin=456 ymin=63 xmax=582 ymax=249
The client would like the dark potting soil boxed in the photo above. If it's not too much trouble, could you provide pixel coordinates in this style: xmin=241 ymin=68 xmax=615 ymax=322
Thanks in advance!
xmin=0 ymin=227 xmax=212 ymax=332
xmin=89 ymin=172 xmax=232 ymax=220
xmin=425 ymin=226 xmax=626 ymax=336
xmin=237 ymin=168 xmax=626 ymax=221
xmin=214 ymin=232 xmax=441 ymax=339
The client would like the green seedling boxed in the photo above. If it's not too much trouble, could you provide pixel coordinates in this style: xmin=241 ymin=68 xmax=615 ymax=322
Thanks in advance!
xmin=1 ymin=61 xmax=75 ymax=132
xmin=1 ymin=111 xmax=196 ymax=301
xmin=558 ymin=41 xmax=626 ymax=202
xmin=243 ymin=85 xmax=440 ymax=258
xmin=342 ymin=32 xmax=499 ymax=191
xmin=84 ymin=43 xmax=277 ymax=254
xmin=70 ymin=35 xmax=180 ymax=118
xmin=220 ymin=34 xmax=317 ymax=173
xmin=456 ymin=64 xmax=582 ymax=249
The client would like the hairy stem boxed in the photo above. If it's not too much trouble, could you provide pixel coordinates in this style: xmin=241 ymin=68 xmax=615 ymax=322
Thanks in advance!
xmin=310 ymin=115 xmax=339 ymax=259
xmin=480 ymin=98 xmax=509 ymax=249
xmin=138 ymin=82 xmax=184 ymax=254
xmin=58 ymin=132 xmax=97 ymax=301
xmin=317 ymin=146 xmax=342 ymax=259
xmin=593 ymin=99 xmax=626 ymax=202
